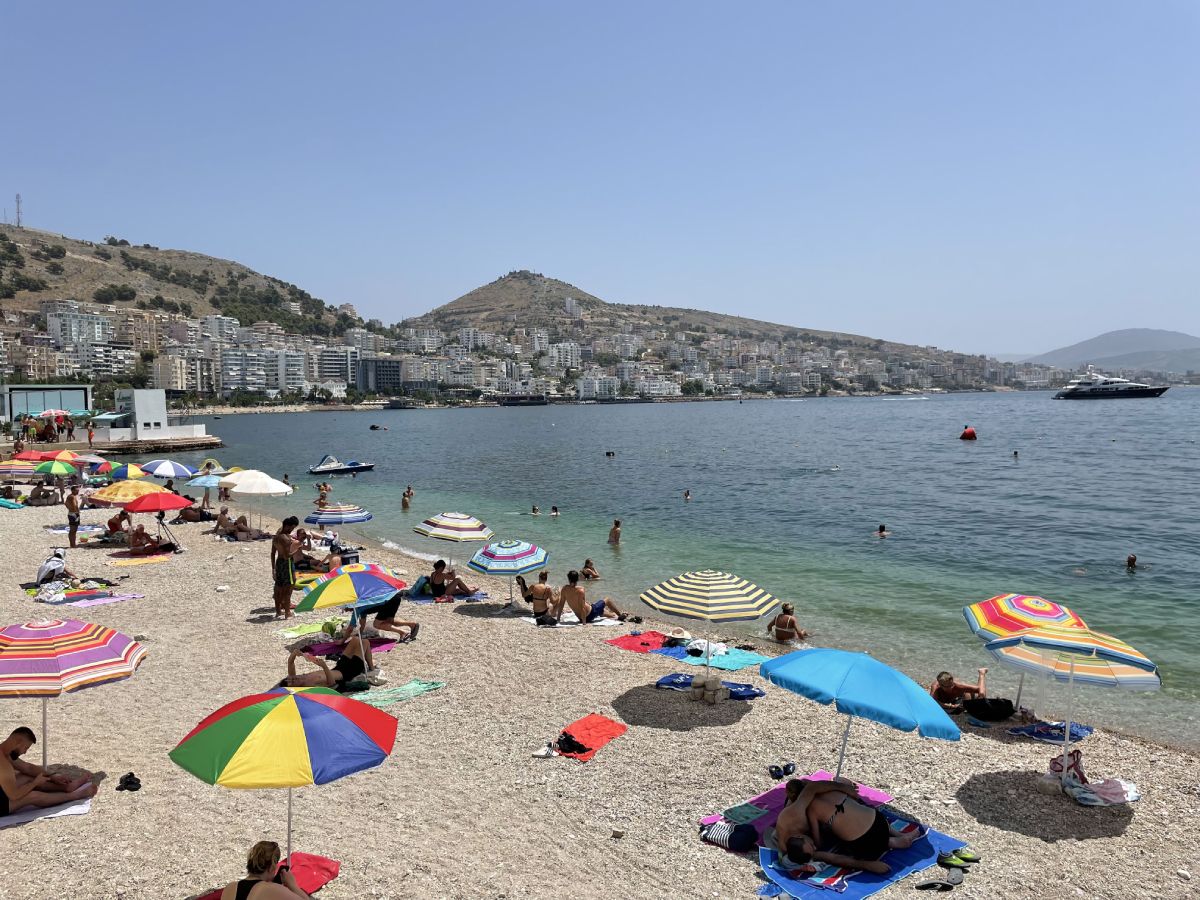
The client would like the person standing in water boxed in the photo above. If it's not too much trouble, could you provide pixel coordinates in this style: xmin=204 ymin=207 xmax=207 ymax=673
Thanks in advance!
xmin=875 ymin=524 xmax=890 ymax=538
xmin=608 ymin=519 xmax=621 ymax=544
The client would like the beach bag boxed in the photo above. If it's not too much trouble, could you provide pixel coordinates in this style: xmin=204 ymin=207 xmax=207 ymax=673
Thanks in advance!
xmin=555 ymin=732 xmax=589 ymax=756
xmin=1048 ymin=748 xmax=1088 ymax=783
xmin=535 ymin=613 xmax=558 ymax=627
xmin=963 ymin=697 xmax=1015 ymax=722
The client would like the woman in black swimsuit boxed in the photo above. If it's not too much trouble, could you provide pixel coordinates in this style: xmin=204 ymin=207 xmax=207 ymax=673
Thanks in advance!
xmin=283 ymin=628 xmax=374 ymax=689
xmin=219 ymin=840 xmax=311 ymax=899
xmin=430 ymin=560 xmax=476 ymax=597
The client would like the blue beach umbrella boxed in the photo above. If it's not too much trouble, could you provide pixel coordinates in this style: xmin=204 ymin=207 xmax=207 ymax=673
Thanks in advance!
xmin=142 ymin=459 xmax=197 ymax=479
xmin=305 ymin=504 xmax=373 ymax=526
xmin=760 ymin=648 xmax=960 ymax=778
xmin=184 ymin=474 xmax=222 ymax=489
xmin=467 ymin=539 xmax=549 ymax=601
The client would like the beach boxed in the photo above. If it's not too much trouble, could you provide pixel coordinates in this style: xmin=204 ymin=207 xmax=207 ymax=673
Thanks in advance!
xmin=1 ymin=502 xmax=1197 ymax=900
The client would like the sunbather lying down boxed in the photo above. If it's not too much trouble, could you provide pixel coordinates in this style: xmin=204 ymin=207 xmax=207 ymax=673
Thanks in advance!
xmin=281 ymin=627 xmax=380 ymax=690
xmin=772 ymin=777 xmax=920 ymax=875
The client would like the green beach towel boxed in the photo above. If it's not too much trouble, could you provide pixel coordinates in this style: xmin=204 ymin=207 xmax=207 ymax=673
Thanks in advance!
xmin=355 ymin=679 xmax=446 ymax=708
xmin=277 ymin=617 xmax=347 ymax=639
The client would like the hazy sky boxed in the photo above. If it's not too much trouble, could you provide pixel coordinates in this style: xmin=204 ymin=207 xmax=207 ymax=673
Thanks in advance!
xmin=5 ymin=2 xmax=1198 ymax=354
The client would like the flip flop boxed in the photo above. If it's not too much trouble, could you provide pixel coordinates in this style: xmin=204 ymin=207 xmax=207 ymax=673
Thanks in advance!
xmin=782 ymin=762 xmax=797 ymax=777
xmin=953 ymin=848 xmax=981 ymax=864
xmin=768 ymin=765 xmax=785 ymax=780
xmin=914 ymin=881 xmax=954 ymax=892
xmin=937 ymin=853 xmax=970 ymax=871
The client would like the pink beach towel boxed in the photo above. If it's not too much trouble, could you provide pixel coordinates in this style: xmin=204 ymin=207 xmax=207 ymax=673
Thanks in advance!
xmin=605 ymin=631 xmax=667 ymax=653
xmin=700 ymin=770 xmax=893 ymax=844
xmin=302 ymin=637 xmax=398 ymax=656
xmin=195 ymin=852 xmax=340 ymax=900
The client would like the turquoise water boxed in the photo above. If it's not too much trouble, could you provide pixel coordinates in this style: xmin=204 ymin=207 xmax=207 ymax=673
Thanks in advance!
xmin=167 ymin=392 xmax=1200 ymax=747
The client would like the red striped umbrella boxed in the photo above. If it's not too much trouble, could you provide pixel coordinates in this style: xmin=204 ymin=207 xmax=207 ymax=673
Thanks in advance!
xmin=0 ymin=619 xmax=147 ymax=766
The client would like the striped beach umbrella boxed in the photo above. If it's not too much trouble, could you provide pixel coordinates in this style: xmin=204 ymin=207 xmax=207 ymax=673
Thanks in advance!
xmin=0 ymin=460 xmax=36 ymax=481
xmin=111 ymin=463 xmax=148 ymax=481
xmin=305 ymin=504 xmax=373 ymax=526
xmin=295 ymin=564 xmax=407 ymax=614
xmin=41 ymin=450 xmax=80 ymax=463
xmin=984 ymin=625 xmax=1159 ymax=772
xmin=141 ymin=459 xmax=197 ymax=479
xmin=169 ymin=686 xmax=397 ymax=859
xmin=34 ymin=459 xmax=76 ymax=477
xmin=90 ymin=479 xmax=167 ymax=507
xmin=468 ymin=540 xmax=548 ymax=601
xmin=413 ymin=512 xmax=493 ymax=543
xmin=38 ymin=409 xmax=69 ymax=418
xmin=0 ymin=619 xmax=147 ymax=766
xmin=640 ymin=570 xmax=779 ymax=623
xmin=963 ymin=594 xmax=1087 ymax=641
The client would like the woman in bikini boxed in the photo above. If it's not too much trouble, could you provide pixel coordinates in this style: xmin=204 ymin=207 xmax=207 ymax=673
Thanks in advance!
xmin=580 ymin=559 xmax=600 ymax=580
xmin=773 ymin=778 xmax=918 ymax=875
xmin=220 ymin=840 xmax=311 ymax=899
xmin=768 ymin=603 xmax=809 ymax=644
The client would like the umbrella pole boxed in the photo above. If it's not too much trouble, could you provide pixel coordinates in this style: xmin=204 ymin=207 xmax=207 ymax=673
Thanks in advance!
xmin=1060 ymin=658 xmax=1076 ymax=781
xmin=286 ymin=787 xmax=293 ymax=862
xmin=1013 ymin=672 xmax=1026 ymax=712
xmin=834 ymin=715 xmax=852 ymax=779
xmin=42 ymin=697 xmax=48 ymax=768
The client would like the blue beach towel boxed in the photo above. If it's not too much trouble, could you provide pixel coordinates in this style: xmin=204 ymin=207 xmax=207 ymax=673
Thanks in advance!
xmin=409 ymin=591 xmax=489 ymax=605
xmin=681 ymin=647 xmax=771 ymax=671
xmin=758 ymin=818 xmax=961 ymax=899
xmin=1008 ymin=721 xmax=1094 ymax=744
xmin=650 ymin=645 xmax=691 ymax=661
xmin=655 ymin=673 xmax=765 ymax=700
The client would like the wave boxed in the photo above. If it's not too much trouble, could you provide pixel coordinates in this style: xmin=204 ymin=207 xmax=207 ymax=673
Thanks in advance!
xmin=380 ymin=540 xmax=441 ymax=561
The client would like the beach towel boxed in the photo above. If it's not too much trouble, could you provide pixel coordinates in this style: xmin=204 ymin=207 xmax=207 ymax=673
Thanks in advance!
xmin=277 ymin=619 xmax=348 ymax=640
xmin=655 ymin=673 xmax=766 ymax=700
xmin=757 ymin=815 xmax=960 ymax=899
xmin=303 ymin=637 xmax=397 ymax=656
xmin=1061 ymin=771 xmax=1140 ymax=806
xmin=409 ymin=591 xmax=488 ymax=605
xmin=0 ymin=797 xmax=92 ymax=829
xmin=518 ymin=610 xmax=624 ymax=627
xmin=195 ymin=852 xmax=340 ymax=900
xmin=354 ymin=679 xmax=447 ymax=708
xmin=43 ymin=523 xmax=106 ymax=535
xmin=1008 ymin=721 xmax=1094 ymax=744
xmin=66 ymin=592 xmax=143 ymax=608
xmin=672 ymin=647 xmax=771 ymax=672
xmin=557 ymin=713 xmax=627 ymax=762
xmin=106 ymin=554 xmax=172 ymax=566
xmin=651 ymin=645 xmax=691 ymax=661
xmin=0 ymin=499 xmax=24 ymax=510
xmin=606 ymin=631 xmax=668 ymax=653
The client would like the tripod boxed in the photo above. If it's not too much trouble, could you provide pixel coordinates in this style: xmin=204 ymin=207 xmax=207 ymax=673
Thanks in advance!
xmin=154 ymin=511 xmax=183 ymax=550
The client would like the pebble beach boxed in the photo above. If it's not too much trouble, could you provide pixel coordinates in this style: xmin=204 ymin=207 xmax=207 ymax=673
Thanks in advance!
xmin=1 ymin=502 xmax=1198 ymax=900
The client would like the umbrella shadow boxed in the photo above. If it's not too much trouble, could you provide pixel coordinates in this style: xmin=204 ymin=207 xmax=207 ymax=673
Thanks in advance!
xmin=611 ymin=684 xmax=752 ymax=731
xmin=451 ymin=602 xmax=519 ymax=619
xmin=955 ymin=770 xmax=1133 ymax=841
xmin=245 ymin=613 xmax=279 ymax=624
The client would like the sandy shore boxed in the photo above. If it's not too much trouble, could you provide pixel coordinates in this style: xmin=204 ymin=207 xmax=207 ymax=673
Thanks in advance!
xmin=1 ymin=503 xmax=1197 ymax=900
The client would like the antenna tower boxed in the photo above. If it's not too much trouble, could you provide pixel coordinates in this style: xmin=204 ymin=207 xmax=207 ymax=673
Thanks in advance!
xmin=14 ymin=194 xmax=21 ymax=228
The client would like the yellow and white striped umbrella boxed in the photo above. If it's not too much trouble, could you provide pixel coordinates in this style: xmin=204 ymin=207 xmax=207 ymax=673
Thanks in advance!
xmin=639 ymin=570 xmax=779 ymax=623
xmin=413 ymin=512 xmax=493 ymax=543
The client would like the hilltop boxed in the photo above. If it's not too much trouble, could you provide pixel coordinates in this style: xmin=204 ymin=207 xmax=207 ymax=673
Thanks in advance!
xmin=403 ymin=269 xmax=918 ymax=352
xmin=0 ymin=226 xmax=353 ymax=336
xmin=1024 ymin=328 xmax=1200 ymax=369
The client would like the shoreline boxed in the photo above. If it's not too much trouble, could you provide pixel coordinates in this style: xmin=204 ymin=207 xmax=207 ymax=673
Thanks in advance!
xmin=3 ymin=502 xmax=1198 ymax=898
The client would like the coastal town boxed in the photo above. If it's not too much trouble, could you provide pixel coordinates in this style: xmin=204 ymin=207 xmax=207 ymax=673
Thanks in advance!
xmin=0 ymin=283 xmax=1124 ymax=407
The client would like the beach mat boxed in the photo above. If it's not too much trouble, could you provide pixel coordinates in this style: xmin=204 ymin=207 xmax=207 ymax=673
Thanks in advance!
xmin=107 ymin=554 xmax=172 ymax=567
xmin=606 ymin=631 xmax=668 ymax=652
xmin=0 ymin=797 xmax=92 ymax=829
xmin=654 ymin=646 xmax=770 ymax=671
xmin=701 ymin=771 xmax=892 ymax=844
xmin=518 ymin=610 xmax=624 ymax=627
xmin=409 ymin=591 xmax=488 ymax=605
xmin=194 ymin=852 xmax=340 ymax=900
xmin=655 ymin=673 xmax=765 ymax=700
xmin=1008 ymin=721 xmax=1094 ymax=744
xmin=67 ymin=593 xmax=143 ymax=608
xmin=303 ymin=637 xmax=398 ymax=656
xmin=354 ymin=679 xmax=447 ymax=708
xmin=44 ymin=524 xmax=106 ymax=535
xmin=758 ymin=817 xmax=960 ymax=899
xmin=558 ymin=713 xmax=627 ymax=761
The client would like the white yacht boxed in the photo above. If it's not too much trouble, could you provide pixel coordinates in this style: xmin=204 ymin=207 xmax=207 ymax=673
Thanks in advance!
xmin=1054 ymin=369 xmax=1168 ymax=399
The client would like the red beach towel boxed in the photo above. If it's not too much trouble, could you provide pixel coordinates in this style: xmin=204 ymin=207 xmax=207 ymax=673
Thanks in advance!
xmin=559 ymin=713 xmax=628 ymax=761
xmin=195 ymin=852 xmax=340 ymax=900
xmin=605 ymin=631 xmax=667 ymax=653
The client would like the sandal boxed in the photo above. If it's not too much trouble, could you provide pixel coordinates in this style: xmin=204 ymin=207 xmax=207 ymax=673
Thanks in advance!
xmin=937 ymin=853 xmax=970 ymax=871
xmin=914 ymin=880 xmax=955 ymax=891
xmin=782 ymin=762 xmax=796 ymax=777
xmin=952 ymin=848 xmax=981 ymax=864
xmin=768 ymin=764 xmax=785 ymax=780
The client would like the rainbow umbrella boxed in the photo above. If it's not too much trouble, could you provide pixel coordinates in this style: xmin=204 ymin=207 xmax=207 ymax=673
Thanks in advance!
xmin=34 ymin=459 xmax=76 ymax=477
xmin=169 ymin=686 xmax=397 ymax=859
xmin=468 ymin=539 xmax=548 ymax=601
xmin=295 ymin=564 xmax=407 ymax=615
xmin=0 ymin=619 xmax=147 ymax=766
xmin=111 ymin=463 xmax=148 ymax=481
xmin=0 ymin=460 xmax=36 ymax=482
xmin=963 ymin=593 xmax=1089 ymax=708
xmin=985 ymin=625 xmax=1159 ymax=772
xmin=90 ymin=460 xmax=115 ymax=476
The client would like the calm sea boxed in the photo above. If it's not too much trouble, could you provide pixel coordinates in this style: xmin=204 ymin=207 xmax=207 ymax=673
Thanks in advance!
xmin=170 ymin=392 xmax=1200 ymax=747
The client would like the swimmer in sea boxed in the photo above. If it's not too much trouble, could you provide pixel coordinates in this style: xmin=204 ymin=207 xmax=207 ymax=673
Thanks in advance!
xmin=1126 ymin=554 xmax=1137 ymax=571
xmin=550 ymin=506 xmax=559 ymax=517
xmin=875 ymin=524 xmax=891 ymax=538
xmin=683 ymin=490 xmax=691 ymax=502
xmin=531 ymin=505 xmax=540 ymax=516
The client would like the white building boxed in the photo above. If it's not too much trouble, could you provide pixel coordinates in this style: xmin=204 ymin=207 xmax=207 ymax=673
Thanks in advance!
xmin=548 ymin=342 xmax=582 ymax=369
xmin=265 ymin=349 xmax=308 ymax=393
xmin=47 ymin=309 xmax=114 ymax=348
xmin=201 ymin=315 xmax=241 ymax=343
xmin=220 ymin=348 xmax=270 ymax=395
xmin=577 ymin=375 xmax=621 ymax=400
xmin=317 ymin=346 xmax=360 ymax=386
xmin=90 ymin=389 xmax=209 ymax=442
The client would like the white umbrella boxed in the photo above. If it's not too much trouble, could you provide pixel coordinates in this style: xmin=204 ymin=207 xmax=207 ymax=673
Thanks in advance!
xmin=230 ymin=472 xmax=294 ymax=529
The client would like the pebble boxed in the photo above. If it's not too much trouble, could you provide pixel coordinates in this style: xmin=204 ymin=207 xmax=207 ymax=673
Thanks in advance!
xmin=1179 ymin=869 xmax=1192 ymax=881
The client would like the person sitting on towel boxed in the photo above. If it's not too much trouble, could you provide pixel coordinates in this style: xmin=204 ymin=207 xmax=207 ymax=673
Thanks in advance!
xmin=554 ymin=570 xmax=628 ymax=623
xmin=929 ymin=668 xmax=987 ymax=713
xmin=0 ymin=727 xmax=97 ymax=817
xmin=516 ymin=571 xmax=559 ymax=624
xmin=774 ymin=778 xmax=918 ymax=875
xmin=129 ymin=524 xmax=168 ymax=554
xmin=429 ymin=560 xmax=476 ymax=598
xmin=219 ymin=840 xmax=311 ymax=900
xmin=283 ymin=627 xmax=376 ymax=689
xmin=36 ymin=549 xmax=77 ymax=586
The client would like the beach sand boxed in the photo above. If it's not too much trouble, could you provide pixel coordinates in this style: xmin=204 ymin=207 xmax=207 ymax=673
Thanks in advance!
xmin=1 ymin=504 xmax=1196 ymax=899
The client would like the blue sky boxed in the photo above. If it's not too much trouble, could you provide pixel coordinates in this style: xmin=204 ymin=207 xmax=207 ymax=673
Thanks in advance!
xmin=4 ymin=2 xmax=1198 ymax=353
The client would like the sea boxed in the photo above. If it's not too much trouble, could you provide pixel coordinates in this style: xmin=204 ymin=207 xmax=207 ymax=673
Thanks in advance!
xmin=166 ymin=391 xmax=1200 ymax=748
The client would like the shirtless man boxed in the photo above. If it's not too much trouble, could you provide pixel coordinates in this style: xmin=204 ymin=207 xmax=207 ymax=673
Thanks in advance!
xmin=929 ymin=668 xmax=987 ymax=713
xmin=555 ymin=570 xmax=627 ymax=623
xmin=773 ymin=778 xmax=918 ymax=876
xmin=64 ymin=485 xmax=81 ymax=548
xmin=0 ymin=727 xmax=97 ymax=816
xmin=608 ymin=519 xmax=621 ymax=545
xmin=271 ymin=517 xmax=301 ymax=619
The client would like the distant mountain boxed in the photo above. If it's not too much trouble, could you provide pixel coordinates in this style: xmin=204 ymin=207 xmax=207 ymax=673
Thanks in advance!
xmin=1024 ymin=329 xmax=1200 ymax=368
xmin=1084 ymin=348 xmax=1200 ymax=375
xmin=403 ymin=269 xmax=909 ymax=350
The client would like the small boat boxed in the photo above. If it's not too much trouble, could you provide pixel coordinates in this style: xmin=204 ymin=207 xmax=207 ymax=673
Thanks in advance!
xmin=1054 ymin=368 xmax=1169 ymax=400
xmin=308 ymin=454 xmax=375 ymax=475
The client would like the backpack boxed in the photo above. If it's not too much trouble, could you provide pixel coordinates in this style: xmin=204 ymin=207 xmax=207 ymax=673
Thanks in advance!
xmin=963 ymin=697 xmax=1015 ymax=722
